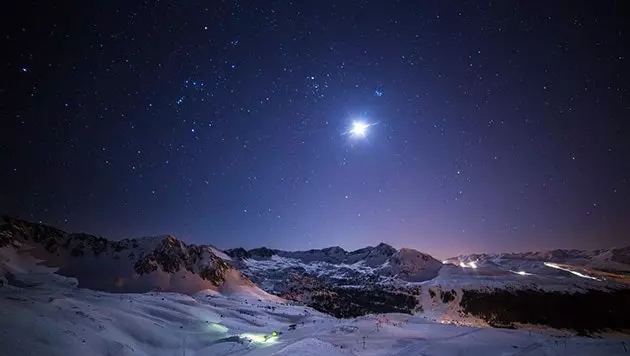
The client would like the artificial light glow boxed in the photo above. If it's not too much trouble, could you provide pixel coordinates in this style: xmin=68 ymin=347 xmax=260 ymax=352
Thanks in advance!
xmin=543 ymin=262 xmax=602 ymax=281
xmin=240 ymin=333 xmax=279 ymax=344
xmin=458 ymin=261 xmax=478 ymax=269
xmin=207 ymin=322 xmax=229 ymax=333
xmin=510 ymin=270 xmax=532 ymax=276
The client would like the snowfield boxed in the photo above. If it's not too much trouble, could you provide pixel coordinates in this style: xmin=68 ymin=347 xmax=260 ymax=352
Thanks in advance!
xmin=1 ymin=241 xmax=628 ymax=356
xmin=2 ymin=216 xmax=630 ymax=355
xmin=2 ymin=272 xmax=629 ymax=356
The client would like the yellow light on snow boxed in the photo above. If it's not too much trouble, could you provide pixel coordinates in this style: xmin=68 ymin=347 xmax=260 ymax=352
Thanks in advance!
xmin=240 ymin=333 xmax=279 ymax=345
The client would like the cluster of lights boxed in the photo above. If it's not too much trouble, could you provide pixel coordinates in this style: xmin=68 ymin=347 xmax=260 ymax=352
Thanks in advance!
xmin=205 ymin=321 xmax=280 ymax=346
xmin=449 ymin=259 xmax=603 ymax=281
xmin=458 ymin=261 xmax=478 ymax=269
xmin=207 ymin=322 xmax=279 ymax=344
xmin=239 ymin=332 xmax=279 ymax=344
xmin=543 ymin=262 xmax=602 ymax=281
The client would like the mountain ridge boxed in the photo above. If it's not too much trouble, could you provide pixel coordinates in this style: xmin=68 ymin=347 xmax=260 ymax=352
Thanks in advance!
xmin=3 ymin=215 xmax=630 ymax=332
xmin=0 ymin=215 xmax=278 ymax=300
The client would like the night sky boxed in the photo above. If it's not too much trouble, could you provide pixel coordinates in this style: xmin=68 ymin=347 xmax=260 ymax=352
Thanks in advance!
xmin=2 ymin=1 xmax=629 ymax=259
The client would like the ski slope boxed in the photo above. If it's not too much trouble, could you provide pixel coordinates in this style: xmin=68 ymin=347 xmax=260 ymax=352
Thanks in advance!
xmin=1 ymin=267 xmax=629 ymax=356
xmin=1 ymin=217 xmax=629 ymax=355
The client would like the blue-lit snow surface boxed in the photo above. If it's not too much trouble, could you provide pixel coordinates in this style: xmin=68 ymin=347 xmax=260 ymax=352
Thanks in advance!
xmin=0 ymin=248 xmax=627 ymax=356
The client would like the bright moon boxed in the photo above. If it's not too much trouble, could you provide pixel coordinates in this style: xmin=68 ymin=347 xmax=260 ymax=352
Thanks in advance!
xmin=349 ymin=121 xmax=370 ymax=137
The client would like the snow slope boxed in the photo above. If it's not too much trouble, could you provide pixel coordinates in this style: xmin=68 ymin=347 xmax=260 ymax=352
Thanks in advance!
xmin=2 ymin=260 xmax=629 ymax=356
xmin=3 ymin=216 xmax=630 ymax=338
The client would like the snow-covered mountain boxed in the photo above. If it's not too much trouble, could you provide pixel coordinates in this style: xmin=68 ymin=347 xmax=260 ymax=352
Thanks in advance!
xmin=225 ymin=242 xmax=630 ymax=334
xmin=225 ymin=244 xmax=441 ymax=317
xmin=3 ymin=216 xmax=630 ymax=336
xmin=1 ymin=217 xmax=627 ymax=354
xmin=226 ymin=243 xmax=442 ymax=286
xmin=0 ymin=216 xmax=279 ymax=300
xmin=447 ymin=247 xmax=630 ymax=274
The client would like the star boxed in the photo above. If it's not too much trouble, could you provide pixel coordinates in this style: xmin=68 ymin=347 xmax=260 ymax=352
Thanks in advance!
xmin=2 ymin=0 xmax=626 ymax=264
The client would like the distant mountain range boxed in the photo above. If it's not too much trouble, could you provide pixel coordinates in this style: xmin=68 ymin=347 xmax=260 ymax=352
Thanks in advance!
xmin=450 ymin=247 xmax=630 ymax=271
xmin=2 ymin=215 xmax=630 ymax=334
xmin=225 ymin=243 xmax=443 ymax=285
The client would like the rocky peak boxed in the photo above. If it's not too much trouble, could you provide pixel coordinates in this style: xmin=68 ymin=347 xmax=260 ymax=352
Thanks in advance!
xmin=322 ymin=246 xmax=346 ymax=254
xmin=0 ymin=215 xmax=67 ymax=249
xmin=224 ymin=247 xmax=250 ymax=259
xmin=375 ymin=242 xmax=395 ymax=251
xmin=388 ymin=248 xmax=442 ymax=282
xmin=0 ymin=217 xmax=240 ymax=292
xmin=356 ymin=242 xmax=395 ymax=267
xmin=248 ymin=247 xmax=276 ymax=259
xmin=164 ymin=235 xmax=179 ymax=245
xmin=321 ymin=246 xmax=347 ymax=261
xmin=371 ymin=242 xmax=396 ymax=256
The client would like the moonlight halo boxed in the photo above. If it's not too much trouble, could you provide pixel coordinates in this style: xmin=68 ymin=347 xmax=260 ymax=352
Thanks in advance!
xmin=347 ymin=120 xmax=376 ymax=139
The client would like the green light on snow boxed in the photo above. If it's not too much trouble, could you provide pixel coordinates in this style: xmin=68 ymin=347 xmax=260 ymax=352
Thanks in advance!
xmin=240 ymin=332 xmax=279 ymax=344
xmin=207 ymin=322 xmax=229 ymax=333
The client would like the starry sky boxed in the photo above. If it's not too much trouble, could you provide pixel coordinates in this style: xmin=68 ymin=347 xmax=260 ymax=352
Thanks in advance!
xmin=2 ymin=1 xmax=629 ymax=259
